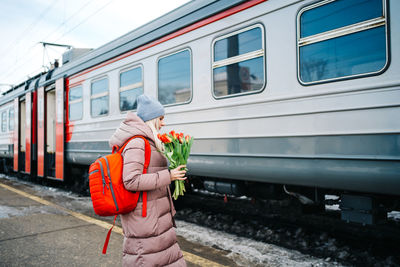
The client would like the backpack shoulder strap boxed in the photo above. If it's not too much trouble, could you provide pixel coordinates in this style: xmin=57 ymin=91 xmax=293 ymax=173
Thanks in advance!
xmin=118 ymin=135 xmax=151 ymax=217
xmin=137 ymin=136 xmax=150 ymax=217
xmin=118 ymin=135 xmax=151 ymax=172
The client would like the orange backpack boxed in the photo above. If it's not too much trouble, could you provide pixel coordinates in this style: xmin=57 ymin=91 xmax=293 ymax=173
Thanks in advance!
xmin=88 ymin=135 xmax=151 ymax=253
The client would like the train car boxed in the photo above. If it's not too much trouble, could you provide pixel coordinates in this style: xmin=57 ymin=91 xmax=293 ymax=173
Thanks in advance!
xmin=0 ymin=0 xmax=399 ymax=224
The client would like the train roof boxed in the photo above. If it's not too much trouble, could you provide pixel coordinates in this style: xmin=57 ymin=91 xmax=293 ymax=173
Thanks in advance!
xmin=0 ymin=72 xmax=44 ymax=105
xmin=51 ymin=0 xmax=247 ymax=81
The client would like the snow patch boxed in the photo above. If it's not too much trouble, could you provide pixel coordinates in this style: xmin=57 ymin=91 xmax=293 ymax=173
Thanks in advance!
xmin=175 ymin=220 xmax=345 ymax=267
xmin=0 ymin=205 xmax=67 ymax=218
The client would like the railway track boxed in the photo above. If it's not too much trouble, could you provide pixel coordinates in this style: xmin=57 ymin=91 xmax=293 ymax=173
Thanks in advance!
xmin=174 ymin=191 xmax=400 ymax=266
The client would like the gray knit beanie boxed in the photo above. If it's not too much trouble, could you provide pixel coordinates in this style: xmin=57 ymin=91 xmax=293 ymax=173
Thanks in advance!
xmin=136 ymin=94 xmax=165 ymax=122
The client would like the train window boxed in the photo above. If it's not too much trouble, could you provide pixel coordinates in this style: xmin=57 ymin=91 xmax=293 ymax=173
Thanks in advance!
xmin=119 ymin=66 xmax=143 ymax=111
xmin=91 ymin=78 xmax=109 ymax=117
xmin=69 ymin=86 xmax=83 ymax=121
xmin=8 ymin=108 xmax=14 ymax=131
xmin=212 ymin=25 xmax=265 ymax=98
xmin=1 ymin=111 xmax=6 ymax=132
xmin=158 ymin=49 xmax=191 ymax=105
xmin=298 ymin=0 xmax=387 ymax=84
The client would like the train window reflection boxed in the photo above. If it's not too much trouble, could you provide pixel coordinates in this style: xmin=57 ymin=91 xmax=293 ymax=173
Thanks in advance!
xmin=158 ymin=49 xmax=191 ymax=105
xmin=91 ymin=78 xmax=109 ymax=117
xmin=69 ymin=86 xmax=83 ymax=121
xmin=120 ymin=66 xmax=143 ymax=111
xmin=298 ymin=0 xmax=387 ymax=84
xmin=212 ymin=25 xmax=265 ymax=98
xmin=8 ymin=108 xmax=14 ymax=131
xmin=300 ymin=0 xmax=383 ymax=38
xmin=300 ymin=27 xmax=386 ymax=83
xmin=214 ymin=57 xmax=264 ymax=97
xmin=214 ymin=27 xmax=262 ymax=61
xmin=1 ymin=111 xmax=6 ymax=132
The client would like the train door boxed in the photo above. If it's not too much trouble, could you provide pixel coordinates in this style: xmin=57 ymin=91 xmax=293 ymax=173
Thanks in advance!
xmin=46 ymin=89 xmax=56 ymax=178
xmin=24 ymin=91 xmax=32 ymax=174
xmin=13 ymin=98 xmax=19 ymax=172
xmin=37 ymin=86 xmax=45 ymax=177
xmin=31 ymin=90 xmax=37 ymax=175
xmin=18 ymin=90 xmax=37 ymax=175
xmin=44 ymin=78 xmax=64 ymax=180
xmin=19 ymin=98 xmax=26 ymax=172
xmin=55 ymin=78 xmax=64 ymax=180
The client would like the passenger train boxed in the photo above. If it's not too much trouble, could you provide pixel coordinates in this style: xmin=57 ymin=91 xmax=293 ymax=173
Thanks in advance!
xmin=0 ymin=0 xmax=399 ymax=224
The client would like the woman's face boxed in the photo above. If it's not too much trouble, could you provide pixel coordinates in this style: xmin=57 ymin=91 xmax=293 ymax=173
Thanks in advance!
xmin=158 ymin=116 xmax=165 ymax=130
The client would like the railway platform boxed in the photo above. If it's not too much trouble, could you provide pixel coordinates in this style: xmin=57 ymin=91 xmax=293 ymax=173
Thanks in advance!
xmin=0 ymin=177 xmax=238 ymax=267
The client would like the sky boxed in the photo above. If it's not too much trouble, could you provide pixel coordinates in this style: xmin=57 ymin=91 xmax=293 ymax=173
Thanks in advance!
xmin=0 ymin=0 xmax=191 ymax=93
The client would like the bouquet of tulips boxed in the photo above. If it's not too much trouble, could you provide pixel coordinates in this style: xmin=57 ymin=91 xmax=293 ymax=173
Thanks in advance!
xmin=157 ymin=131 xmax=193 ymax=200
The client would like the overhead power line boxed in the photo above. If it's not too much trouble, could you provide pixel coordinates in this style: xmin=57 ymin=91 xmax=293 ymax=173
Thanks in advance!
xmin=0 ymin=43 xmax=42 ymax=83
xmin=40 ymin=0 xmax=95 ymax=43
xmin=0 ymin=0 xmax=61 ymax=59
xmin=0 ymin=0 xmax=114 ymax=84
xmin=0 ymin=0 xmax=94 ymax=82
xmin=55 ymin=0 xmax=116 ymax=42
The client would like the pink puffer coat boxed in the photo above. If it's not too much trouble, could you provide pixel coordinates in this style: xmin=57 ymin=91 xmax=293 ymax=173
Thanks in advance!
xmin=109 ymin=112 xmax=186 ymax=267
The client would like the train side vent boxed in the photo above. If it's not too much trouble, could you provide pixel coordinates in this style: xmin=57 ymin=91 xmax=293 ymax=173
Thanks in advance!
xmin=62 ymin=48 xmax=93 ymax=65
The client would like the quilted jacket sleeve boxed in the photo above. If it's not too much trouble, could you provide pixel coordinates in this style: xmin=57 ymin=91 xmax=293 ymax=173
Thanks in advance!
xmin=122 ymin=138 xmax=171 ymax=191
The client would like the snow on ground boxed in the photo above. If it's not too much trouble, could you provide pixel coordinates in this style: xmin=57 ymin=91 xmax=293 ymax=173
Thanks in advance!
xmin=0 ymin=205 xmax=67 ymax=219
xmin=175 ymin=220 xmax=345 ymax=267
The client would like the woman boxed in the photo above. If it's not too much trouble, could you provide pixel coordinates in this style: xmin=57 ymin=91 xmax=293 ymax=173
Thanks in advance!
xmin=109 ymin=94 xmax=187 ymax=267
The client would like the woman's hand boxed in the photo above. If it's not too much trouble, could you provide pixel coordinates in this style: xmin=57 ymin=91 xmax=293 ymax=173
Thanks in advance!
xmin=170 ymin=165 xmax=187 ymax=181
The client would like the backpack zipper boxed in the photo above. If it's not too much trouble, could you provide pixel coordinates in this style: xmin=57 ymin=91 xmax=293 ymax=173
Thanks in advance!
xmin=98 ymin=161 xmax=109 ymax=194
xmin=104 ymin=157 xmax=119 ymax=212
